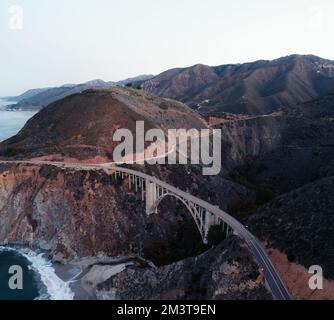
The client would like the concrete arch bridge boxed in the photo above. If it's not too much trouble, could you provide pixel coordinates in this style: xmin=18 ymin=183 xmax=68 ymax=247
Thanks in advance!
xmin=0 ymin=160 xmax=291 ymax=300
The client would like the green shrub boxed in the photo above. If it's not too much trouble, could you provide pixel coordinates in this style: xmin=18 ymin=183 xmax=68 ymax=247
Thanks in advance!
xmin=1 ymin=147 xmax=21 ymax=157
xmin=159 ymin=102 xmax=169 ymax=110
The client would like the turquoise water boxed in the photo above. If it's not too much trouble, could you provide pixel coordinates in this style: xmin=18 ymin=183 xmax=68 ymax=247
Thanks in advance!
xmin=0 ymin=99 xmax=36 ymax=141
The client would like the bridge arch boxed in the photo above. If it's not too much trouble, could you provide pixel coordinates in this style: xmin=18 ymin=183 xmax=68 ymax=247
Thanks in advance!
xmin=150 ymin=192 xmax=205 ymax=240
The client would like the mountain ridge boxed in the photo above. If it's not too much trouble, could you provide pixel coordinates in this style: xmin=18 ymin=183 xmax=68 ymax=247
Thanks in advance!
xmin=142 ymin=54 xmax=334 ymax=115
xmin=7 ymin=75 xmax=154 ymax=111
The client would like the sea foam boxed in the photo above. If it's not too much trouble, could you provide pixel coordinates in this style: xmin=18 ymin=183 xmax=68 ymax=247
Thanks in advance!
xmin=0 ymin=246 xmax=75 ymax=300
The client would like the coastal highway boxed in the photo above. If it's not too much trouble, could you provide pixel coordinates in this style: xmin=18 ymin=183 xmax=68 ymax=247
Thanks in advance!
xmin=0 ymin=160 xmax=292 ymax=300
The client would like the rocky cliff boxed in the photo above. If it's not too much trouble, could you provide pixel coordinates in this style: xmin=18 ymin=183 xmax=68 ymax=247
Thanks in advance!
xmin=95 ymin=237 xmax=271 ymax=300
xmin=216 ymin=114 xmax=285 ymax=171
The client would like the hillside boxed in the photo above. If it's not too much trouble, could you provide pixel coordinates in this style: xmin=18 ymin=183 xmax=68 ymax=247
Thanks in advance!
xmin=248 ymin=176 xmax=334 ymax=279
xmin=0 ymin=87 xmax=207 ymax=160
xmin=143 ymin=55 xmax=334 ymax=115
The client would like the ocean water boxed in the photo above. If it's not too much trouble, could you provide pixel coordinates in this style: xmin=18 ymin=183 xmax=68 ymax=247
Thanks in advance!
xmin=0 ymin=248 xmax=40 ymax=300
xmin=0 ymin=247 xmax=75 ymax=300
xmin=0 ymin=99 xmax=36 ymax=141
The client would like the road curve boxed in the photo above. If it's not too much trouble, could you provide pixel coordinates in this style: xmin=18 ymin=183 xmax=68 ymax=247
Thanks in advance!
xmin=0 ymin=160 xmax=292 ymax=300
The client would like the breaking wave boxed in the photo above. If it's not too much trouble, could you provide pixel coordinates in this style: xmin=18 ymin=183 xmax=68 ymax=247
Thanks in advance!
xmin=0 ymin=246 xmax=74 ymax=300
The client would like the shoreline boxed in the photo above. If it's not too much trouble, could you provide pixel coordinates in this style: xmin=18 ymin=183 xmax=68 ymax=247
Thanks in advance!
xmin=0 ymin=243 xmax=143 ymax=300
xmin=52 ymin=262 xmax=93 ymax=300
xmin=0 ymin=244 xmax=80 ymax=300
xmin=53 ymin=255 xmax=143 ymax=300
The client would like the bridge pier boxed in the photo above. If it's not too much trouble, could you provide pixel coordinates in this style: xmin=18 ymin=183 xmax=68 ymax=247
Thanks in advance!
xmin=146 ymin=180 xmax=158 ymax=215
xmin=204 ymin=211 xmax=217 ymax=244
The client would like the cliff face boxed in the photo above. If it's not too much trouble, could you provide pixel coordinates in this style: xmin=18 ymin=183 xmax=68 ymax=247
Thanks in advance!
xmin=0 ymin=163 xmax=154 ymax=260
xmin=217 ymin=114 xmax=285 ymax=171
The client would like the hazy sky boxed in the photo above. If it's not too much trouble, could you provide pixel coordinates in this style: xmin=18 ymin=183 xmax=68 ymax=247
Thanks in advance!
xmin=1 ymin=0 xmax=333 ymax=96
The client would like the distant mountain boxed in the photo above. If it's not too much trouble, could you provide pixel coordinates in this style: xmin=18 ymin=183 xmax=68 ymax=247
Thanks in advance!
xmin=142 ymin=55 xmax=334 ymax=115
xmin=8 ymin=75 xmax=154 ymax=111
xmin=115 ymin=74 xmax=155 ymax=87
xmin=9 ymin=88 xmax=52 ymax=102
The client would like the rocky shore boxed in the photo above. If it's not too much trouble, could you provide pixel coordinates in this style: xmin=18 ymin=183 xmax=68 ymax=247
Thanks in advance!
xmin=50 ymin=236 xmax=272 ymax=300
